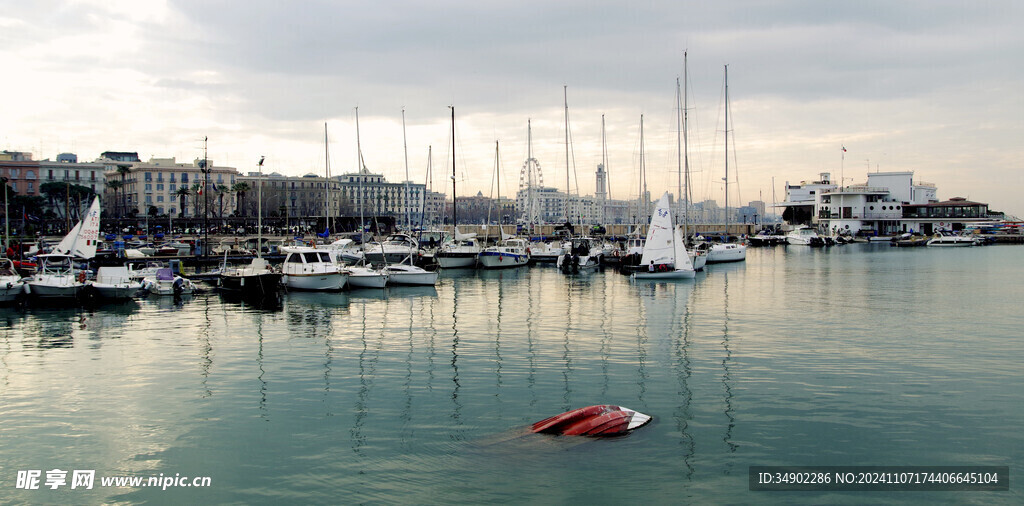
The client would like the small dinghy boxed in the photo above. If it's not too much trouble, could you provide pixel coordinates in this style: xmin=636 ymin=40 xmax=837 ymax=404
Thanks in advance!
xmin=531 ymin=405 xmax=652 ymax=436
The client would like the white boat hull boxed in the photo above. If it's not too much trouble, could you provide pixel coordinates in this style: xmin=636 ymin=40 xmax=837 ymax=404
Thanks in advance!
xmin=385 ymin=265 xmax=438 ymax=286
xmin=0 ymin=280 xmax=24 ymax=302
xmin=347 ymin=267 xmax=388 ymax=288
xmin=706 ymin=244 xmax=747 ymax=263
xmin=435 ymin=252 xmax=478 ymax=269
xmin=283 ymin=272 xmax=348 ymax=291
xmin=478 ymin=252 xmax=529 ymax=269
xmin=631 ymin=268 xmax=696 ymax=280
xmin=90 ymin=282 xmax=143 ymax=300
xmin=690 ymin=252 xmax=707 ymax=271
xmin=27 ymin=279 xmax=85 ymax=299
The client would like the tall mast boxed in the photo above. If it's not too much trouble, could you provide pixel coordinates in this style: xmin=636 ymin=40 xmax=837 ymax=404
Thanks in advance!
xmin=563 ymin=85 xmax=571 ymax=224
xmin=324 ymin=122 xmax=330 ymax=237
xmin=527 ymin=119 xmax=534 ymax=227
xmin=423 ymin=145 xmax=432 ymax=229
xmin=682 ymin=50 xmax=691 ymax=239
xmin=402 ymin=107 xmax=411 ymax=231
xmin=450 ymin=106 xmax=457 ymax=232
xmin=257 ymin=155 xmax=264 ymax=258
xmin=355 ymin=107 xmax=365 ymax=237
xmin=601 ymin=113 xmax=608 ymax=225
xmin=676 ymin=76 xmax=682 ymax=227
xmin=495 ymin=140 xmax=500 ymax=232
xmin=203 ymin=136 xmax=209 ymax=264
xmin=640 ymin=114 xmax=647 ymax=224
xmin=724 ymin=64 xmax=730 ymax=240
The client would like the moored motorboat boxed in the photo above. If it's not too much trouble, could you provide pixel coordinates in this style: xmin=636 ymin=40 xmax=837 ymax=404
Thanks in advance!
xmin=90 ymin=266 xmax=144 ymax=300
xmin=927 ymin=231 xmax=978 ymax=247
xmin=478 ymin=238 xmax=530 ymax=269
xmin=0 ymin=258 xmax=25 ymax=303
xmin=218 ymin=257 xmax=282 ymax=298
xmin=142 ymin=267 xmax=197 ymax=296
xmin=280 ymin=246 xmax=348 ymax=291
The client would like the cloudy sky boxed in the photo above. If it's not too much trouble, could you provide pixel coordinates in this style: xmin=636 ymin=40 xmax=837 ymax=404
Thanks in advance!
xmin=3 ymin=1 xmax=1022 ymax=215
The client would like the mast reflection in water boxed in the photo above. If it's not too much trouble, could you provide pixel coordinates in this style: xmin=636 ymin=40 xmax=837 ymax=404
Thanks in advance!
xmin=1 ymin=246 xmax=1022 ymax=504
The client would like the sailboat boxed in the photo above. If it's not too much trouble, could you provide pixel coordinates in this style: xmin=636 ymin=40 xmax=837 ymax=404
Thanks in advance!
xmin=436 ymin=106 xmax=481 ymax=268
xmin=346 ymin=108 xmax=390 ymax=288
xmin=631 ymin=192 xmax=695 ymax=280
xmin=679 ymin=54 xmax=707 ymax=271
xmin=26 ymin=196 xmax=101 ymax=300
xmin=219 ymin=157 xmax=283 ymax=298
xmin=281 ymin=124 xmax=349 ymax=291
xmin=706 ymin=65 xmax=747 ymax=264
xmin=555 ymin=87 xmax=601 ymax=274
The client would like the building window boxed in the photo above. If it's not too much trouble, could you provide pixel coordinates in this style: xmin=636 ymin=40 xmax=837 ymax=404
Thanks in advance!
xmin=156 ymin=183 xmax=164 ymax=191
xmin=75 ymin=170 xmax=80 ymax=180
xmin=91 ymin=171 xmax=96 ymax=181
xmin=170 ymin=184 xmax=177 ymax=192
xmin=145 ymin=183 xmax=152 ymax=191
xmin=182 ymin=173 xmax=189 ymax=183
xmin=27 ymin=182 xmax=33 ymax=193
xmin=145 ymin=195 xmax=152 ymax=203
xmin=170 ymin=173 xmax=176 ymax=182
xmin=145 ymin=172 xmax=152 ymax=182
xmin=157 ymin=196 xmax=164 ymax=202
xmin=48 ymin=170 xmax=54 ymax=180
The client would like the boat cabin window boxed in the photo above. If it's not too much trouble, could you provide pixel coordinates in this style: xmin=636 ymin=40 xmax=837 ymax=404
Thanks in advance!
xmin=286 ymin=253 xmax=303 ymax=263
xmin=302 ymin=252 xmax=321 ymax=263
xmin=318 ymin=252 xmax=331 ymax=262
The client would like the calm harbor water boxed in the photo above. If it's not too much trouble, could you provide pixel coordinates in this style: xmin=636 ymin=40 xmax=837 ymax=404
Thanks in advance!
xmin=1 ymin=244 xmax=1022 ymax=504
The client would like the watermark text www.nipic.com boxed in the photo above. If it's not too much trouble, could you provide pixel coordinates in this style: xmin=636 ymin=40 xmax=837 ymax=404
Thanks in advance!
xmin=15 ymin=470 xmax=212 ymax=491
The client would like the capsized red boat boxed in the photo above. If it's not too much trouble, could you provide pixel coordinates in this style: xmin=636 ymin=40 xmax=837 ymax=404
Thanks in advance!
xmin=531 ymin=405 xmax=652 ymax=436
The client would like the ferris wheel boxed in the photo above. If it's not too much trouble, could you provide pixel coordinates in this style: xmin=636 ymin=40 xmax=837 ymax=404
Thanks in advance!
xmin=518 ymin=155 xmax=544 ymax=224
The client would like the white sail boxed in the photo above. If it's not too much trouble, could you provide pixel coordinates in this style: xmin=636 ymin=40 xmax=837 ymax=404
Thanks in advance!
xmin=639 ymin=193 xmax=676 ymax=266
xmin=52 ymin=197 xmax=101 ymax=259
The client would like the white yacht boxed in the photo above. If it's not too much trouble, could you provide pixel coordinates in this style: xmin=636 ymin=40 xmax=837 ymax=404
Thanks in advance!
xmin=0 ymin=258 xmax=25 ymax=303
xmin=363 ymin=234 xmax=420 ymax=264
xmin=706 ymin=242 xmax=747 ymax=263
xmin=435 ymin=231 xmax=481 ymax=269
xmin=142 ymin=267 xmax=197 ymax=296
xmin=926 ymin=231 xmax=978 ymax=247
xmin=478 ymin=238 xmax=530 ymax=269
xmin=280 ymin=246 xmax=349 ymax=291
xmin=631 ymin=193 xmax=696 ymax=280
xmin=346 ymin=260 xmax=389 ymax=289
xmin=785 ymin=226 xmax=824 ymax=246
xmin=26 ymin=197 xmax=101 ymax=301
xmin=90 ymin=266 xmax=144 ymax=300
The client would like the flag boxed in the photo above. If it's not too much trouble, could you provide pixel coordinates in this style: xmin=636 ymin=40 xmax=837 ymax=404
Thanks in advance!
xmin=842 ymin=146 xmax=847 ymax=152
xmin=197 ymin=180 xmax=204 ymax=195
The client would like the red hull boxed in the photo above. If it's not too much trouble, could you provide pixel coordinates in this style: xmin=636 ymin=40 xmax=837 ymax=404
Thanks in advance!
xmin=531 ymin=405 xmax=652 ymax=436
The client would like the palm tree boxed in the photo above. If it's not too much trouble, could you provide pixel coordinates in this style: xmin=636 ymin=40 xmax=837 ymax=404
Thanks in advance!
xmin=175 ymin=186 xmax=190 ymax=219
xmin=116 ymin=164 xmax=131 ymax=217
xmin=216 ymin=185 xmax=228 ymax=218
xmin=231 ymin=182 xmax=250 ymax=216
xmin=191 ymin=182 xmax=203 ymax=217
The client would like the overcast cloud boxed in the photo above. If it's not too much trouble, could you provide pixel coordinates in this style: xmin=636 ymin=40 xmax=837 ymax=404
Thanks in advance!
xmin=3 ymin=1 xmax=1022 ymax=215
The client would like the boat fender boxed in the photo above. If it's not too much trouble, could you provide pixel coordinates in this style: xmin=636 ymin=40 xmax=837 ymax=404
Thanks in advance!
xmin=78 ymin=271 xmax=86 ymax=283
xmin=23 ymin=283 xmax=30 ymax=294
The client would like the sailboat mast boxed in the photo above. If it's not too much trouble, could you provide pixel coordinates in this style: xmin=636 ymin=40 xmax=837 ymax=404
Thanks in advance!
xmin=683 ymin=50 xmax=691 ymax=239
xmin=495 ymin=140 xmax=501 ymax=233
xmin=450 ymin=106 xmax=457 ymax=234
xmin=423 ymin=145 xmax=432 ymax=229
xmin=402 ymin=107 xmax=411 ymax=231
xmin=676 ymin=76 xmax=682 ymax=226
xmin=640 ymin=114 xmax=647 ymax=224
xmin=563 ymin=85 xmax=570 ymax=224
xmin=355 ymin=107 xmax=365 ymax=237
xmin=601 ymin=113 xmax=608 ymax=225
xmin=257 ymin=156 xmax=264 ymax=258
xmin=324 ymin=122 xmax=330 ymax=236
xmin=527 ymin=119 xmax=534 ymax=228
xmin=724 ymin=64 xmax=730 ymax=240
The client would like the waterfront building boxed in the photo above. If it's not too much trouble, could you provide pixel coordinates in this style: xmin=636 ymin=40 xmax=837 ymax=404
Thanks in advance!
xmin=103 ymin=156 xmax=238 ymax=219
xmin=780 ymin=170 xmax=995 ymax=235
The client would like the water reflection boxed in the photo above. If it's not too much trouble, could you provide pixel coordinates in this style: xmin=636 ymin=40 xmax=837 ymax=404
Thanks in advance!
xmin=720 ymin=268 xmax=739 ymax=475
